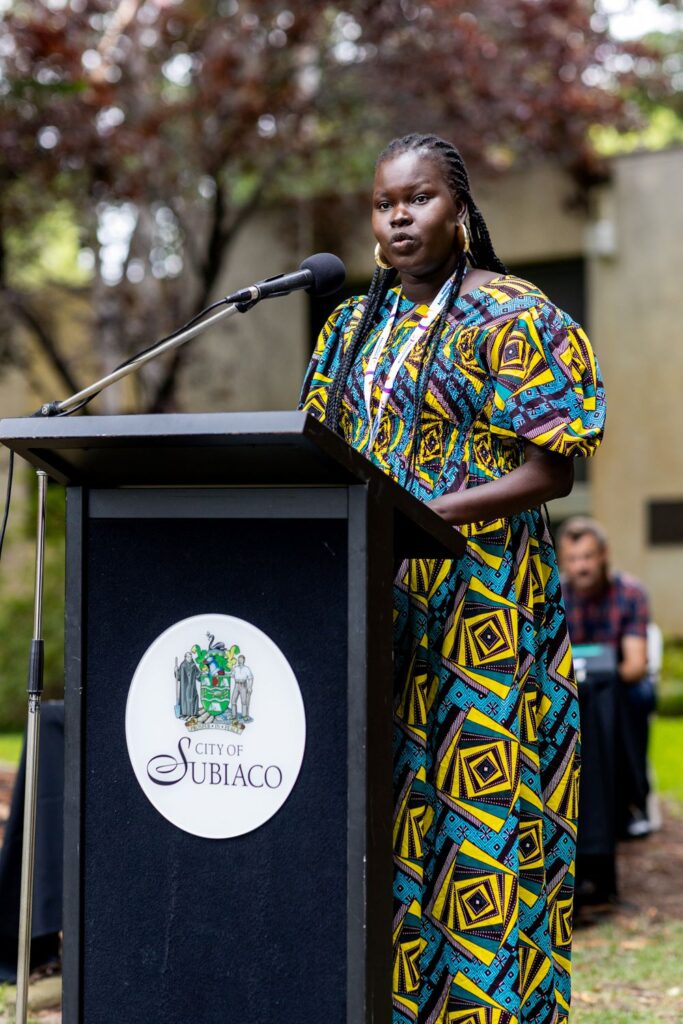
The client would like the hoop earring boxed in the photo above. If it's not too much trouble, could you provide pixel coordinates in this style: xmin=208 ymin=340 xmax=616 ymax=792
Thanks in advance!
xmin=457 ymin=222 xmax=470 ymax=255
xmin=374 ymin=242 xmax=393 ymax=271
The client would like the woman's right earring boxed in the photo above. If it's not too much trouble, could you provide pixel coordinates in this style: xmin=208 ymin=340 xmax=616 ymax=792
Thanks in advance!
xmin=458 ymin=223 xmax=470 ymax=255
xmin=374 ymin=243 xmax=393 ymax=271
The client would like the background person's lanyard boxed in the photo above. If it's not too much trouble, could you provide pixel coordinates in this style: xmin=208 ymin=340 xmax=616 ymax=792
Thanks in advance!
xmin=363 ymin=274 xmax=454 ymax=450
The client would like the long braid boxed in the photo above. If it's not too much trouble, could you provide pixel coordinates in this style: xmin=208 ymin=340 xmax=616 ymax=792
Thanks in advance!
xmin=377 ymin=134 xmax=508 ymax=274
xmin=326 ymin=264 xmax=397 ymax=433
xmin=467 ymin=203 xmax=507 ymax=275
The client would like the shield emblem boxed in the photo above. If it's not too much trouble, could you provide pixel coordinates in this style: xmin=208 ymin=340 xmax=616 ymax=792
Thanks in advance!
xmin=188 ymin=638 xmax=241 ymax=719
xmin=201 ymin=671 xmax=231 ymax=716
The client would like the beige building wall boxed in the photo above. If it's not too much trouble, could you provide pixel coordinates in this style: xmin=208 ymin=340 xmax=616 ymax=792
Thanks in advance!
xmin=2 ymin=150 xmax=681 ymax=631
xmin=477 ymin=164 xmax=587 ymax=263
xmin=178 ymin=205 xmax=311 ymax=413
xmin=588 ymin=147 xmax=683 ymax=633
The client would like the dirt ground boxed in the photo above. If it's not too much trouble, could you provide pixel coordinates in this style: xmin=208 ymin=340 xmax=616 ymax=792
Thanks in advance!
xmin=2 ymin=765 xmax=683 ymax=1022
xmin=612 ymin=805 xmax=683 ymax=921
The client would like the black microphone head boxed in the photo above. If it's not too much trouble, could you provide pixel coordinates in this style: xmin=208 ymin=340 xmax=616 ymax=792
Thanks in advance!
xmin=300 ymin=253 xmax=346 ymax=296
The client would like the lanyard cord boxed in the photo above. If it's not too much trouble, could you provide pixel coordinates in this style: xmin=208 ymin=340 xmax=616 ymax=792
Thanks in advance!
xmin=363 ymin=272 xmax=457 ymax=451
xmin=407 ymin=256 xmax=468 ymax=488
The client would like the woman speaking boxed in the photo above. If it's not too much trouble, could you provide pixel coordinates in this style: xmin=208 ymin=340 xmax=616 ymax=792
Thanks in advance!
xmin=300 ymin=133 xmax=605 ymax=1024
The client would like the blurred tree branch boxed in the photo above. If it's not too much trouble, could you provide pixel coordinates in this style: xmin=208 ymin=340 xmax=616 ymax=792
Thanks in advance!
xmin=0 ymin=0 xmax=675 ymax=412
xmin=2 ymin=287 xmax=85 ymax=397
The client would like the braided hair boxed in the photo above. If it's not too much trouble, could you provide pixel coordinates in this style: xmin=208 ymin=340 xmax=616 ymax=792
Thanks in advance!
xmin=326 ymin=134 xmax=507 ymax=480
xmin=325 ymin=263 xmax=397 ymax=438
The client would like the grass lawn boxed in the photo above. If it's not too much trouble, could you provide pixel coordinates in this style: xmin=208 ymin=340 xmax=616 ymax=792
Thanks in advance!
xmin=658 ymin=640 xmax=683 ymax=716
xmin=0 ymin=733 xmax=22 ymax=765
xmin=573 ymin=917 xmax=683 ymax=1022
xmin=0 ymin=718 xmax=681 ymax=796
xmin=0 ymin=982 xmax=56 ymax=1024
xmin=571 ymin=717 xmax=683 ymax=1023
xmin=651 ymin=716 xmax=683 ymax=803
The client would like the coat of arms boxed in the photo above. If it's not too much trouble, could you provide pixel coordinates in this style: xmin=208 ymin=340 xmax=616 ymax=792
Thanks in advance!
xmin=174 ymin=632 xmax=255 ymax=734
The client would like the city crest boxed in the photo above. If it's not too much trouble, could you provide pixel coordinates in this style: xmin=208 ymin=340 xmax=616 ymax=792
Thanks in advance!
xmin=174 ymin=632 xmax=255 ymax=734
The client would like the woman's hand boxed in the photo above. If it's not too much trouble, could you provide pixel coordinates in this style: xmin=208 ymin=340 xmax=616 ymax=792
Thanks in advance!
xmin=427 ymin=444 xmax=574 ymax=526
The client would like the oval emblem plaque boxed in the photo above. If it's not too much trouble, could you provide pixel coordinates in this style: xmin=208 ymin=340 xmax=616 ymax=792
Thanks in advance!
xmin=125 ymin=613 xmax=306 ymax=839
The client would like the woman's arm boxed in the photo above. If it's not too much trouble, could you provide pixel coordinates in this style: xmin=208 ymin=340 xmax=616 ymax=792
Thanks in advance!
xmin=428 ymin=444 xmax=574 ymax=526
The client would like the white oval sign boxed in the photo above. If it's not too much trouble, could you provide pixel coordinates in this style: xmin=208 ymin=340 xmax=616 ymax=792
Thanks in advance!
xmin=125 ymin=614 xmax=306 ymax=839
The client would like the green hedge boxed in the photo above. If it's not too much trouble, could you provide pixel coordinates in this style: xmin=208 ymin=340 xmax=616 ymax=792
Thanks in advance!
xmin=658 ymin=639 xmax=683 ymax=717
xmin=0 ymin=478 xmax=65 ymax=731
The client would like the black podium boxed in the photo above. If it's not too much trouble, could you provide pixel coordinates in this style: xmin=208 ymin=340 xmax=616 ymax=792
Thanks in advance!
xmin=0 ymin=412 xmax=464 ymax=1024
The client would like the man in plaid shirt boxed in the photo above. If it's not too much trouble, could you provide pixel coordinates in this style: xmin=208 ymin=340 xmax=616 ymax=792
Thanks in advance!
xmin=558 ymin=516 xmax=654 ymax=837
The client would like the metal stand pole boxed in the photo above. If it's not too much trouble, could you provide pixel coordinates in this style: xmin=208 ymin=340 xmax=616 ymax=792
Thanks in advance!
xmin=38 ymin=301 xmax=242 ymax=417
xmin=15 ymin=469 xmax=48 ymax=1024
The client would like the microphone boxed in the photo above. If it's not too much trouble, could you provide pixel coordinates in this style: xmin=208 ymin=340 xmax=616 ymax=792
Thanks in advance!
xmin=226 ymin=252 xmax=346 ymax=307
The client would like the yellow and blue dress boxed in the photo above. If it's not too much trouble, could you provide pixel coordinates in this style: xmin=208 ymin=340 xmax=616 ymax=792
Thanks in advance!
xmin=300 ymin=275 xmax=606 ymax=1024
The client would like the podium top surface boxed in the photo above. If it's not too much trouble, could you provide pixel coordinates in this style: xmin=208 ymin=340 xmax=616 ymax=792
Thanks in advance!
xmin=0 ymin=411 xmax=466 ymax=559
xmin=1 ymin=411 xmax=373 ymax=486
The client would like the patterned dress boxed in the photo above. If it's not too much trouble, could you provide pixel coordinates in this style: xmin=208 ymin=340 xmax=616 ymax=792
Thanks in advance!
xmin=300 ymin=275 xmax=606 ymax=1024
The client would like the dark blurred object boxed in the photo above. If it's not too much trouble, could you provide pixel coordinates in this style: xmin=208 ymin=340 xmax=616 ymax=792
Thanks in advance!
xmin=574 ymin=643 xmax=619 ymax=904
xmin=618 ymin=670 xmax=657 ymax=839
xmin=0 ymin=701 xmax=64 ymax=982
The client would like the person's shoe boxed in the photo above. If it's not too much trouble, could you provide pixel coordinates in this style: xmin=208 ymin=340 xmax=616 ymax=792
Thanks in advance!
xmin=626 ymin=809 xmax=652 ymax=838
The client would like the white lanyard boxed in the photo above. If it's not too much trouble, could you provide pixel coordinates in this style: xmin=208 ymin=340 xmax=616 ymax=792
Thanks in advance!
xmin=363 ymin=274 xmax=455 ymax=449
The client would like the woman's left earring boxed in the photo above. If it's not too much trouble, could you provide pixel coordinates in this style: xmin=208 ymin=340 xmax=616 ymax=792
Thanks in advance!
xmin=374 ymin=243 xmax=393 ymax=271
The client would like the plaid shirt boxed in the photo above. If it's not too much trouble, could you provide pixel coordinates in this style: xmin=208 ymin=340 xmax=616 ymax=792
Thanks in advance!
xmin=561 ymin=570 xmax=650 ymax=649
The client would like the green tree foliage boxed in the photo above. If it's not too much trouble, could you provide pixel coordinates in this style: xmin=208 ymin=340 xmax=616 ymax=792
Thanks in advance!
xmin=0 ymin=0 xmax=671 ymax=411
xmin=592 ymin=26 xmax=683 ymax=155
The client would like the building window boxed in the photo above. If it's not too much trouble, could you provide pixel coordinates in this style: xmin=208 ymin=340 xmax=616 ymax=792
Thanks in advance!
xmin=648 ymin=501 xmax=683 ymax=545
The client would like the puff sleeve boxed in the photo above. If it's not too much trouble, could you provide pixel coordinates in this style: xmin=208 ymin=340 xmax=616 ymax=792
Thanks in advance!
xmin=488 ymin=303 xmax=606 ymax=457
xmin=298 ymin=297 xmax=356 ymax=414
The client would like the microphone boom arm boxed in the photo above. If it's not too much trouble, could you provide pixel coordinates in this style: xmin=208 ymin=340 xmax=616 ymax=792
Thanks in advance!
xmin=35 ymin=251 xmax=345 ymax=418
xmin=37 ymin=301 xmax=243 ymax=417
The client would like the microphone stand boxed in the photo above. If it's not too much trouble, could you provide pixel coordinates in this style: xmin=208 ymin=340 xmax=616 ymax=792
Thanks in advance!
xmin=37 ymin=300 xmax=245 ymax=417
xmin=14 ymin=470 xmax=47 ymax=1024
xmin=15 ymin=298 xmax=245 ymax=1021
